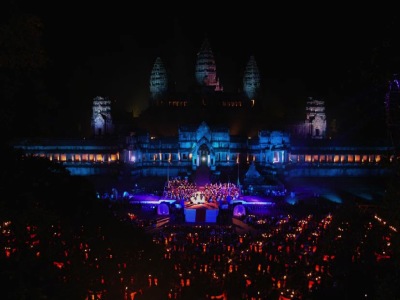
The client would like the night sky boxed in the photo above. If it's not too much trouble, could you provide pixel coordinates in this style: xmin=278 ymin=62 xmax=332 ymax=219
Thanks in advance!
xmin=2 ymin=2 xmax=400 ymax=137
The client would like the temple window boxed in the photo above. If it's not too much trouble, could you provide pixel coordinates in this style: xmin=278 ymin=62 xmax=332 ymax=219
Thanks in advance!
xmin=96 ymin=154 xmax=103 ymax=162
xmin=89 ymin=154 xmax=94 ymax=162
xmin=354 ymin=155 xmax=360 ymax=163
xmin=60 ymin=154 xmax=67 ymax=162
xmin=340 ymin=155 xmax=346 ymax=163
xmin=319 ymin=155 xmax=326 ymax=162
xmin=313 ymin=155 xmax=318 ymax=162
xmin=74 ymin=154 xmax=81 ymax=162
xmin=375 ymin=155 xmax=381 ymax=163
xmin=347 ymin=155 xmax=354 ymax=163
xmin=362 ymin=155 xmax=368 ymax=163
xmin=334 ymin=155 xmax=340 ymax=163
xmin=110 ymin=154 xmax=117 ymax=161
xmin=305 ymin=155 xmax=312 ymax=162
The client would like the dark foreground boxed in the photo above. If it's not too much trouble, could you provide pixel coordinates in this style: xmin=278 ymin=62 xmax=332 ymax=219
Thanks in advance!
xmin=2 ymin=160 xmax=398 ymax=299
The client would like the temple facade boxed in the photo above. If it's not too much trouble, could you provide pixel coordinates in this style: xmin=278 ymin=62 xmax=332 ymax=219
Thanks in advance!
xmin=12 ymin=115 xmax=394 ymax=178
xmin=10 ymin=40 xmax=398 ymax=181
xmin=290 ymin=98 xmax=327 ymax=139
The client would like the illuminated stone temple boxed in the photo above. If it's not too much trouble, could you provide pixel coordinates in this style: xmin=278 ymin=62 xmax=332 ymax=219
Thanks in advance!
xmin=91 ymin=96 xmax=114 ymax=137
xmin=195 ymin=38 xmax=223 ymax=92
xmin=11 ymin=39 xmax=398 ymax=181
xmin=149 ymin=57 xmax=168 ymax=106
xmin=243 ymin=55 xmax=260 ymax=102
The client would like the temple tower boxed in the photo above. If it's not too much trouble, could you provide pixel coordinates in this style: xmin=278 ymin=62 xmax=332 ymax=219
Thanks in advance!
xmin=195 ymin=38 xmax=223 ymax=92
xmin=305 ymin=98 xmax=327 ymax=139
xmin=91 ymin=96 xmax=114 ymax=137
xmin=243 ymin=55 xmax=260 ymax=103
xmin=149 ymin=57 xmax=168 ymax=106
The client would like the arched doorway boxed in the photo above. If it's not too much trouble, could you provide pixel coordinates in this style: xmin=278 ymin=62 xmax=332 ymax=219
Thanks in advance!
xmin=198 ymin=144 xmax=210 ymax=166
xmin=191 ymin=138 xmax=215 ymax=171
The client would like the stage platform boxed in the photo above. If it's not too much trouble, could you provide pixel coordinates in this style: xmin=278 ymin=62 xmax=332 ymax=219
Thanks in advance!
xmin=184 ymin=202 xmax=219 ymax=223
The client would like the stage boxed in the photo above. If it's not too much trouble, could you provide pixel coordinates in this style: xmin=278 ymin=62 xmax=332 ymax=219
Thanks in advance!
xmin=129 ymin=192 xmax=278 ymax=223
xmin=184 ymin=202 xmax=219 ymax=223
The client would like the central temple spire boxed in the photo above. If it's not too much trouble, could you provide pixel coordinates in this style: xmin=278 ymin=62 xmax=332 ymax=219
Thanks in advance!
xmin=195 ymin=38 xmax=223 ymax=91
